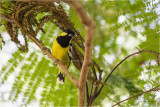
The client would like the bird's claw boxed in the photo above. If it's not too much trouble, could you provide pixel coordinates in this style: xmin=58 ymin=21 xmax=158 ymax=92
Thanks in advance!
xmin=54 ymin=59 xmax=60 ymax=66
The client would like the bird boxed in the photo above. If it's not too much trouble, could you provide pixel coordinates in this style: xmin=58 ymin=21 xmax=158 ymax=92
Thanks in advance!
xmin=52 ymin=29 xmax=75 ymax=84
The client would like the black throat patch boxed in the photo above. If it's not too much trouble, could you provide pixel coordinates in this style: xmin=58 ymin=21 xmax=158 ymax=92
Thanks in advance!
xmin=56 ymin=35 xmax=72 ymax=48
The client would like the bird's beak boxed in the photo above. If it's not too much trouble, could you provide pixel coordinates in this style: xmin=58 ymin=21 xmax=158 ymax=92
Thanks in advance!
xmin=69 ymin=34 xmax=74 ymax=37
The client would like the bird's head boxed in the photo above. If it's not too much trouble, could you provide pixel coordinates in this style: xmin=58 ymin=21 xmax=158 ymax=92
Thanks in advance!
xmin=64 ymin=29 xmax=75 ymax=37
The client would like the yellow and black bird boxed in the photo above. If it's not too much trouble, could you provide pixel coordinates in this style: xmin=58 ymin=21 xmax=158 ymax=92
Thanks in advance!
xmin=52 ymin=29 xmax=75 ymax=84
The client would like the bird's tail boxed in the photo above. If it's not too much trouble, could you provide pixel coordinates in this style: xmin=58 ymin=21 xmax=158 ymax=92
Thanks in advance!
xmin=57 ymin=72 xmax=65 ymax=84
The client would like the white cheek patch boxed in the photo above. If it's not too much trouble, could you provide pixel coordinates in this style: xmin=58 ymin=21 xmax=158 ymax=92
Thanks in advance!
xmin=68 ymin=43 xmax=73 ymax=58
xmin=69 ymin=34 xmax=73 ymax=37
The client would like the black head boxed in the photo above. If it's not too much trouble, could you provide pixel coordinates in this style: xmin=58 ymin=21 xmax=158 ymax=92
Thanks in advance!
xmin=64 ymin=29 xmax=75 ymax=37
xmin=56 ymin=29 xmax=75 ymax=48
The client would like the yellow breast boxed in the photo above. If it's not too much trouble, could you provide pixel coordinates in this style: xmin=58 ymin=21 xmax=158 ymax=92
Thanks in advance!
xmin=52 ymin=37 xmax=69 ymax=67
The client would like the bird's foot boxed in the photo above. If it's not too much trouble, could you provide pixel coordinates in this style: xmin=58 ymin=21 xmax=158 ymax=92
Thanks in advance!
xmin=54 ymin=59 xmax=60 ymax=66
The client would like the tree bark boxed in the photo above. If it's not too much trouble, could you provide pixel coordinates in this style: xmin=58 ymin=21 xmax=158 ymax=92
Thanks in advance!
xmin=65 ymin=1 xmax=96 ymax=106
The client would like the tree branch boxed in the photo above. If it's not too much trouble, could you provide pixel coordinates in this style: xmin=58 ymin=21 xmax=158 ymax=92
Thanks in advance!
xmin=0 ymin=13 xmax=14 ymax=23
xmin=65 ymin=1 xmax=96 ymax=106
xmin=95 ymin=50 xmax=160 ymax=101
xmin=112 ymin=85 xmax=160 ymax=107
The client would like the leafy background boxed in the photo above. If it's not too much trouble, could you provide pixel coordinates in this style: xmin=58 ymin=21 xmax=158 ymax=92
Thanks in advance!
xmin=0 ymin=0 xmax=160 ymax=106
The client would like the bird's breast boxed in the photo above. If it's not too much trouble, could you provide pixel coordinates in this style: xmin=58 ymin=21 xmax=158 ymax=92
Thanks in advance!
xmin=52 ymin=40 xmax=69 ymax=61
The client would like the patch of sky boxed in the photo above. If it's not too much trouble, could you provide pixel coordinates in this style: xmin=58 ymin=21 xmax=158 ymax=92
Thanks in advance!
xmin=95 ymin=0 xmax=102 ymax=4
xmin=150 ymin=21 xmax=156 ymax=29
xmin=116 ymin=34 xmax=126 ymax=46
xmin=130 ymin=0 xmax=135 ymax=4
xmin=103 ymin=54 xmax=116 ymax=64
xmin=94 ymin=45 xmax=100 ymax=58
xmin=131 ymin=25 xmax=145 ymax=33
xmin=0 ymin=33 xmax=18 ymax=70
xmin=123 ymin=36 xmax=141 ymax=52
xmin=118 ymin=15 xmax=126 ymax=23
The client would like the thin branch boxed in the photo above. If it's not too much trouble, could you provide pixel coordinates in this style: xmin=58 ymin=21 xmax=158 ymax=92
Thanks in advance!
xmin=0 ymin=13 xmax=14 ymax=22
xmin=65 ymin=1 xmax=95 ymax=106
xmin=105 ymin=50 xmax=160 ymax=84
xmin=91 ymin=66 xmax=98 ymax=80
xmin=86 ymin=82 xmax=89 ymax=104
xmin=94 ymin=50 xmax=160 ymax=101
xmin=106 ymin=95 xmax=123 ymax=107
xmin=112 ymin=85 xmax=160 ymax=107
xmin=90 ymin=83 xmax=94 ymax=99
xmin=10 ymin=17 xmax=79 ymax=88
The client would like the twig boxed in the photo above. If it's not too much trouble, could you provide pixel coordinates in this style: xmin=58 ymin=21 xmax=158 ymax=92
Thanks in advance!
xmin=90 ymin=83 xmax=94 ymax=99
xmin=0 ymin=13 xmax=14 ymax=22
xmin=94 ymin=50 xmax=160 ymax=102
xmin=106 ymin=95 xmax=123 ymax=107
xmin=112 ymin=85 xmax=160 ymax=107
xmin=91 ymin=66 xmax=98 ymax=80
xmin=86 ymin=82 xmax=89 ymax=104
